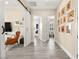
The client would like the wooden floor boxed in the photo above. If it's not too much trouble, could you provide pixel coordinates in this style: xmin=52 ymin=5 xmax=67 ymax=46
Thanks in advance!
xmin=6 ymin=38 xmax=70 ymax=59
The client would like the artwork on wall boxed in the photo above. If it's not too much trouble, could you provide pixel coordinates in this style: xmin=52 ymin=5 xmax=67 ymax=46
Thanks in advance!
xmin=61 ymin=8 xmax=65 ymax=15
xmin=20 ymin=22 xmax=23 ymax=25
xmin=20 ymin=17 xmax=24 ymax=25
xmin=63 ymin=16 xmax=66 ymax=23
xmin=50 ymin=24 xmax=53 ymax=30
xmin=15 ymin=21 xmax=19 ymax=24
xmin=66 ymin=23 xmax=71 ymax=33
xmin=66 ymin=1 xmax=71 ymax=11
xmin=69 ymin=10 xmax=74 ymax=17
xmin=61 ymin=26 xmax=65 ymax=32
xmin=68 ymin=16 xmax=73 ymax=22
xmin=58 ymin=0 xmax=74 ymax=33
xmin=66 ymin=26 xmax=70 ymax=33
xmin=35 ymin=30 xmax=38 ymax=34
xmin=67 ymin=10 xmax=74 ymax=22
xmin=36 ymin=24 xmax=39 ymax=29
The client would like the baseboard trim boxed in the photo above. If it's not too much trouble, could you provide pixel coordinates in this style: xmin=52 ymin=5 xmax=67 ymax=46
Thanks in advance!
xmin=55 ymin=40 xmax=73 ymax=59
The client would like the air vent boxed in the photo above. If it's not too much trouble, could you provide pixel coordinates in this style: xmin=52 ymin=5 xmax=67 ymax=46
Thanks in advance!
xmin=29 ymin=1 xmax=37 ymax=6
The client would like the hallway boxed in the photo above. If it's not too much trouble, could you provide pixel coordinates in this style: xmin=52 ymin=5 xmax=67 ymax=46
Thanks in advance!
xmin=6 ymin=38 xmax=70 ymax=59
xmin=0 ymin=0 xmax=77 ymax=59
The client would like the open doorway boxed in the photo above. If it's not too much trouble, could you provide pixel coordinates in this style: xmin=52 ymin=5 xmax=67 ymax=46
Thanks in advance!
xmin=33 ymin=16 xmax=42 ymax=46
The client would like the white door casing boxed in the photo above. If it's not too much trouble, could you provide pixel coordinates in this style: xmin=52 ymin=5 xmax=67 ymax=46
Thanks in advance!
xmin=0 ymin=0 xmax=6 ymax=59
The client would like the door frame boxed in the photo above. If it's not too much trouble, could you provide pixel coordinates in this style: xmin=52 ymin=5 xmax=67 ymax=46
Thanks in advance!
xmin=0 ymin=0 xmax=6 ymax=59
xmin=75 ymin=0 xmax=78 ymax=59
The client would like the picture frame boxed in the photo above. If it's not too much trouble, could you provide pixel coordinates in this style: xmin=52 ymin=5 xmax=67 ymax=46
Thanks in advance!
xmin=15 ymin=21 xmax=19 ymax=24
xmin=57 ymin=0 xmax=73 ymax=33
xmin=67 ymin=10 xmax=74 ymax=22
xmin=66 ymin=23 xmax=71 ymax=33
xmin=66 ymin=1 xmax=71 ymax=11
xmin=68 ymin=10 xmax=74 ymax=17
xmin=61 ymin=8 xmax=65 ymax=15
xmin=61 ymin=26 xmax=65 ymax=32
xmin=63 ymin=16 xmax=66 ymax=23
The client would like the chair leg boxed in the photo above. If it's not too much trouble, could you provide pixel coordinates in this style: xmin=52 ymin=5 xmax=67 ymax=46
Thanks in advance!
xmin=17 ymin=43 xmax=19 ymax=46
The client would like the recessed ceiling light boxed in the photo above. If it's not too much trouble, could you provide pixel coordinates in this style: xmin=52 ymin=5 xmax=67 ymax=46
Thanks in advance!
xmin=5 ymin=1 xmax=8 ymax=5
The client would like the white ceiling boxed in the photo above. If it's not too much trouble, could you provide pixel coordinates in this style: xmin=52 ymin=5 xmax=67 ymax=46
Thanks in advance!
xmin=5 ymin=0 xmax=19 ymax=7
xmin=26 ymin=0 xmax=62 ymax=10
xmin=5 ymin=0 xmax=22 ymax=11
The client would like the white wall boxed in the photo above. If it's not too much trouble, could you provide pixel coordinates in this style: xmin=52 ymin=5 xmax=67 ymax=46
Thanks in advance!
xmin=24 ymin=11 xmax=32 ymax=47
xmin=0 ymin=0 xmax=6 ymax=58
xmin=41 ymin=17 xmax=49 ymax=41
xmin=55 ymin=0 xmax=77 ymax=59
xmin=31 ymin=9 xmax=56 ymax=16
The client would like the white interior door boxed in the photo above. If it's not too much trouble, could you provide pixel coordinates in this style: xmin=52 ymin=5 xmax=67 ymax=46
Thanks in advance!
xmin=0 ymin=0 xmax=5 ymax=59
xmin=42 ymin=17 xmax=49 ymax=41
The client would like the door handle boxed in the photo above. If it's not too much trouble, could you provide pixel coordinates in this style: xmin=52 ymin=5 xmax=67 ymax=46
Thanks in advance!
xmin=2 ymin=26 xmax=5 ymax=34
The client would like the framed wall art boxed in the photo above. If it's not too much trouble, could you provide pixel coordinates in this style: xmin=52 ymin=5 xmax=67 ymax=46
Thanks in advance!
xmin=66 ymin=1 xmax=71 ymax=11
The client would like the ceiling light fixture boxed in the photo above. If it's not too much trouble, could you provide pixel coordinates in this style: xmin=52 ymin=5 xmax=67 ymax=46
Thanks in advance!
xmin=5 ymin=1 xmax=8 ymax=5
